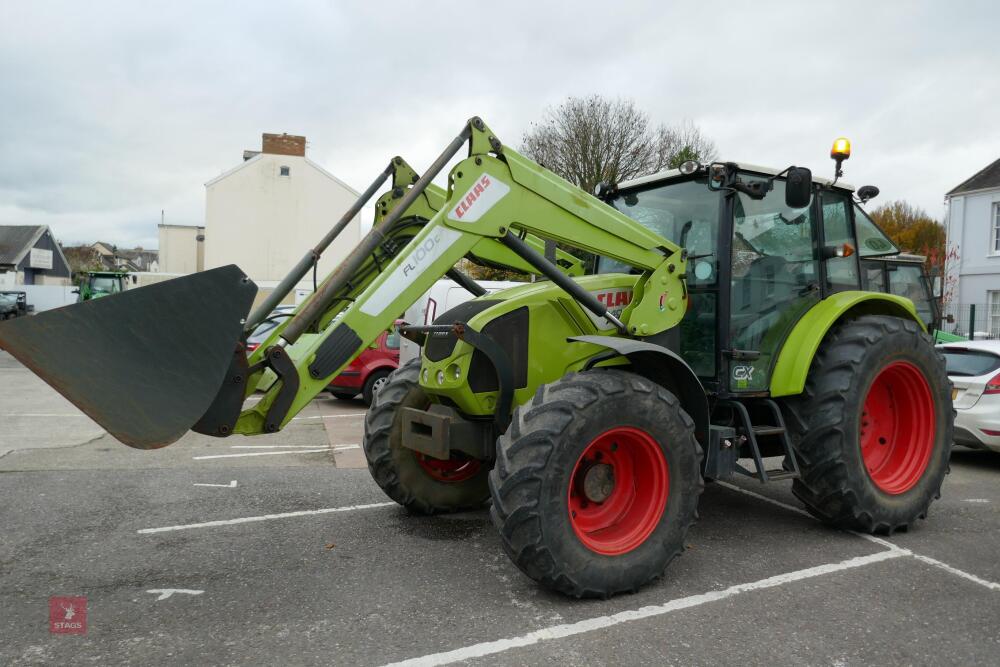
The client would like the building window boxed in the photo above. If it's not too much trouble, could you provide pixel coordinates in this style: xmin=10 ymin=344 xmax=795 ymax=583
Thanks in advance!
xmin=990 ymin=290 xmax=1000 ymax=338
xmin=993 ymin=202 xmax=1000 ymax=255
xmin=280 ymin=166 xmax=290 ymax=176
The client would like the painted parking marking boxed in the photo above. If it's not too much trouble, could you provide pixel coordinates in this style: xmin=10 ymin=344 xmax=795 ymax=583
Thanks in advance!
xmin=382 ymin=550 xmax=906 ymax=667
xmin=910 ymin=553 xmax=1000 ymax=591
xmin=146 ymin=589 xmax=204 ymax=601
xmin=5 ymin=413 xmax=88 ymax=418
xmin=717 ymin=481 xmax=1000 ymax=590
xmin=137 ymin=501 xmax=394 ymax=534
xmin=193 ymin=448 xmax=330 ymax=460
xmin=292 ymin=413 xmax=366 ymax=421
xmin=193 ymin=480 xmax=238 ymax=488
xmin=229 ymin=444 xmax=358 ymax=449
xmin=194 ymin=444 xmax=359 ymax=460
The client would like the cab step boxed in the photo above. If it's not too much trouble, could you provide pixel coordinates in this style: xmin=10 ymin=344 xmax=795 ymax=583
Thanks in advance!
xmin=714 ymin=398 xmax=801 ymax=484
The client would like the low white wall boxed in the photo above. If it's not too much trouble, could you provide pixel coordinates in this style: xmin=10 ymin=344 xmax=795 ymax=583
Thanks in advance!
xmin=17 ymin=285 xmax=77 ymax=312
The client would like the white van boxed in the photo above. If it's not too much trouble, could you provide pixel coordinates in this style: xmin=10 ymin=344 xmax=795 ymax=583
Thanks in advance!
xmin=399 ymin=279 xmax=524 ymax=365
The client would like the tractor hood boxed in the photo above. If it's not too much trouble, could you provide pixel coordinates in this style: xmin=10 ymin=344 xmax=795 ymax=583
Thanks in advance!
xmin=417 ymin=274 xmax=639 ymax=417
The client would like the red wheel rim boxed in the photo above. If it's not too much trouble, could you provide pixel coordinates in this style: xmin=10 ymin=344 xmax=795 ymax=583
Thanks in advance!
xmin=415 ymin=453 xmax=481 ymax=483
xmin=860 ymin=361 xmax=936 ymax=495
xmin=567 ymin=426 xmax=669 ymax=555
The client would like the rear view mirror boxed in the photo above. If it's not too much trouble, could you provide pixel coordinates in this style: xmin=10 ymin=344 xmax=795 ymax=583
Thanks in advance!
xmin=785 ymin=167 xmax=812 ymax=209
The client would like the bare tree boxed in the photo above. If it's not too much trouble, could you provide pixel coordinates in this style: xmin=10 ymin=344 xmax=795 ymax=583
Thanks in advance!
xmin=521 ymin=95 xmax=717 ymax=195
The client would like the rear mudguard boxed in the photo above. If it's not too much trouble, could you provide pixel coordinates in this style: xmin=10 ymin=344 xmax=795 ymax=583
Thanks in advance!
xmin=568 ymin=335 xmax=710 ymax=446
xmin=769 ymin=292 xmax=923 ymax=397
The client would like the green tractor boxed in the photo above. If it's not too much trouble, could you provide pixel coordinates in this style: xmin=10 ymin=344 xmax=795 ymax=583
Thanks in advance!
xmin=75 ymin=270 xmax=129 ymax=301
xmin=0 ymin=119 xmax=953 ymax=598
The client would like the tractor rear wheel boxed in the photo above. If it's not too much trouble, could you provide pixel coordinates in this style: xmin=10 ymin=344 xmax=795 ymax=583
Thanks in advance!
xmin=781 ymin=315 xmax=953 ymax=534
xmin=363 ymin=359 xmax=490 ymax=514
xmin=489 ymin=370 xmax=703 ymax=598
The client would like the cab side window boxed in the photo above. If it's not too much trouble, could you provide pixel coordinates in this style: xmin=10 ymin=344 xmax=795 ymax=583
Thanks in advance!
xmin=888 ymin=265 xmax=935 ymax=328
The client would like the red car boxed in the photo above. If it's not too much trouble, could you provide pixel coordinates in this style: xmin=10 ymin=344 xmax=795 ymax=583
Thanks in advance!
xmin=328 ymin=323 xmax=401 ymax=405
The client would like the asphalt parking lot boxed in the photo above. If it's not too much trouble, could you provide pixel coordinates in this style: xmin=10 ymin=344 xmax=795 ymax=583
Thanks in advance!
xmin=2 ymin=349 xmax=998 ymax=666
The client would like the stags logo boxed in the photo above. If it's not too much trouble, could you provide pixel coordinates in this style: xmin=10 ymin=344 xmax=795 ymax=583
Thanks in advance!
xmin=50 ymin=596 xmax=87 ymax=634
xmin=448 ymin=173 xmax=510 ymax=223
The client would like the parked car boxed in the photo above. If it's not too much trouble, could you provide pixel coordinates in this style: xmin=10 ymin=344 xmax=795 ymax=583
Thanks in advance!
xmin=245 ymin=305 xmax=295 ymax=353
xmin=328 ymin=322 xmax=401 ymax=405
xmin=938 ymin=340 xmax=1000 ymax=453
xmin=398 ymin=278 xmax=524 ymax=365
xmin=0 ymin=291 xmax=30 ymax=318
xmin=246 ymin=307 xmax=400 ymax=405
xmin=0 ymin=293 xmax=18 ymax=320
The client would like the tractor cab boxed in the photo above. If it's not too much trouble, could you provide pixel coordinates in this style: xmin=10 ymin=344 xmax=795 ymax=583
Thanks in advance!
xmin=76 ymin=271 xmax=128 ymax=302
xmin=860 ymin=253 xmax=939 ymax=331
xmin=601 ymin=156 xmax=902 ymax=395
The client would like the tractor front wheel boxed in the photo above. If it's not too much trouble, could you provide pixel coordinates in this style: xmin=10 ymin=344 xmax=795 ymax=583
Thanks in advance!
xmin=363 ymin=359 xmax=490 ymax=514
xmin=489 ymin=370 xmax=703 ymax=597
xmin=781 ymin=315 xmax=953 ymax=533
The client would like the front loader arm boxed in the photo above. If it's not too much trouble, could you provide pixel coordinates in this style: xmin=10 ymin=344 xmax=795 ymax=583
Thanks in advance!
xmin=374 ymin=159 xmax=585 ymax=278
xmin=234 ymin=117 xmax=688 ymax=436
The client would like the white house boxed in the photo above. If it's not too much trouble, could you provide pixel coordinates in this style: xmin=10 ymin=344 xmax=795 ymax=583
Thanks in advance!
xmin=203 ymin=133 xmax=362 ymax=295
xmin=158 ymin=223 xmax=204 ymax=274
xmin=945 ymin=157 xmax=1000 ymax=337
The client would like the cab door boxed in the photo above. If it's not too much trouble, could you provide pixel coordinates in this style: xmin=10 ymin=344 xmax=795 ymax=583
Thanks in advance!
xmin=728 ymin=178 xmax=821 ymax=391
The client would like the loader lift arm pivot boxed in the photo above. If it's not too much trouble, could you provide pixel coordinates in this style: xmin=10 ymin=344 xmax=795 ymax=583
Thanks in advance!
xmin=237 ymin=117 xmax=688 ymax=437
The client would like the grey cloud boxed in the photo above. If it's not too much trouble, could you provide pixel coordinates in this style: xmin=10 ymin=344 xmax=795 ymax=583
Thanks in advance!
xmin=1 ymin=1 xmax=998 ymax=246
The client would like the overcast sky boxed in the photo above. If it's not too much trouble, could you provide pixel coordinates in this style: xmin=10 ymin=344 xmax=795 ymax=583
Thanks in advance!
xmin=2 ymin=1 xmax=998 ymax=249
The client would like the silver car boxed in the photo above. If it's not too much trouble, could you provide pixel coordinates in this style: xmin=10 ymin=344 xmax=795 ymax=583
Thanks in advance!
xmin=938 ymin=340 xmax=1000 ymax=453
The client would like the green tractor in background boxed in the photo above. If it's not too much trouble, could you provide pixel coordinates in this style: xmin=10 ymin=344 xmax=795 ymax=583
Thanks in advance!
xmin=0 ymin=120 xmax=953 ymax=599
xmin=75 ymin=270 xmax=129 ymax=302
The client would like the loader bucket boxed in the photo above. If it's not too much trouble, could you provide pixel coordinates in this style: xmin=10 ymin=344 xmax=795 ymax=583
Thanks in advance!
xmin=0 ymin=265 xmax=257 ymax=449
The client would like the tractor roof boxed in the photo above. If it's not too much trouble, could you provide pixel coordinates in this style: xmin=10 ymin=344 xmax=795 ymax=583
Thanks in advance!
xmin=620 ymin=162 xmax=855 ymax=193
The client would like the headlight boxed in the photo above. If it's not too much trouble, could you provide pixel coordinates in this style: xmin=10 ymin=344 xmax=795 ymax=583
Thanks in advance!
xmin=422 ymin=368 xmax=429 ymax=383
xmin=436 ymin=370 xmax=445 ymax=385
xmin=447 ymin=363 xmax=462 ymax=381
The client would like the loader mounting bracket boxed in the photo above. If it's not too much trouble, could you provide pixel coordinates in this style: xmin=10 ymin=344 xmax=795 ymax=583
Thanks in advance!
xmin=192 ymin=344 xmax=252 ymax=438
xmin=263 ymin=346 xmax=301 ymax=433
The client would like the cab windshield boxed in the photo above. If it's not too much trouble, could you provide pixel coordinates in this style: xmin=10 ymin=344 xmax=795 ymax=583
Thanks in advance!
xmin=599 ymin=177 xmax=722 ymax=379
xmin=90 ymin=276 xmax=122 ymax=294
xmin=599 ymin=178 xmax=720 ymax=285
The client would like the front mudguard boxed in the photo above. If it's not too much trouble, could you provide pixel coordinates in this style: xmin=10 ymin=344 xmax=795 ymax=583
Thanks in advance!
xmin=569 ymin=335 xmax=710 ymax=446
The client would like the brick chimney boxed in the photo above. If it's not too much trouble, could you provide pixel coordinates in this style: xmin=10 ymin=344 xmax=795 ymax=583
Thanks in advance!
xmin=261 ymin=133 xmax=306 ymax=157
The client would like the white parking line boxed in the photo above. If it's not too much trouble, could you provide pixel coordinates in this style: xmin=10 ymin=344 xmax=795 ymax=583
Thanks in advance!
xmin=192 ymin=448 xmax=330 ymax=460
xmin=717 ymin=481 xmax=1000 ymax=590
xmin=716 ymin=481 xmax=901 ymax=551
xmin=193 ymin=480 xmax=238 ymax=488
xmin=137 ymin=501 xmax=394 ymax=534
xmin=5 ymin=413 xmax=87 ymax=418
xmin=193 ymin=445 xmax=359 ymax=460
xmin=911 ymin=553 xmax=1000 ymax=591
xmin=292 ymin=413 xmax=366 ymax=421
xmin=146 ymin=589 xmax=204 ymax=601
xmin=382 ymin=550 xmax=905 ymax=667
xmin=229 ymin=444 xmax=358 ymax=449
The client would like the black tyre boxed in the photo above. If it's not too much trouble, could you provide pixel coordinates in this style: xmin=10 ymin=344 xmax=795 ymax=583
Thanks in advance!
xmin=362 ymin=359 xmax=490 ymax=514
xmin=329 ymin=390 xmax=357 ymax=401
xmin=781 ymin=315 xmax=953 ymax=534
xmin=489 ymin=370 xmax=703 ymax=598
xmin=362 ymin=369 xmax=391 ymax=406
